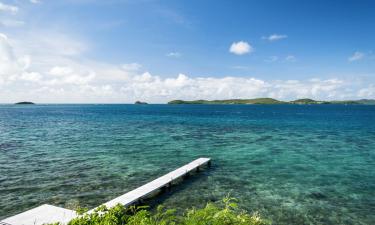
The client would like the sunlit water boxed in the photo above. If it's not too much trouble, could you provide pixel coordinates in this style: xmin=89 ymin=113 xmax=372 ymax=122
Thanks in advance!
xmin=0 ymin=104 xmax=374 ymax=224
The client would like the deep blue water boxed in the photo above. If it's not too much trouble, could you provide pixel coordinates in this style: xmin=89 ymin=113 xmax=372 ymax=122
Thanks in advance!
xmin=0 ymin=104 xmax=374 ymax=224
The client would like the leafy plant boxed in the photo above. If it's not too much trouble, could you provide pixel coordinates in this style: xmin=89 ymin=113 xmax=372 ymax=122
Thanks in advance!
xmin=52 ymin=197 xmax=267 ymax=225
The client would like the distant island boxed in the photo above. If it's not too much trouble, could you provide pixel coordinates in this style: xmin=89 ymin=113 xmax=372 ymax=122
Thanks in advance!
xmin=135 ymin=101 xmax=148 ymax=104
xmin=15 ymin=102 xmax=35 ymax=105
xmin=168 ymin=98 xmax=375 ymax=105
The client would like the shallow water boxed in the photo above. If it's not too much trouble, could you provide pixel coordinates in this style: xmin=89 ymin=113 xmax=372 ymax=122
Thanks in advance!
xmin=0 ymin=104 xmax=374 ymax=224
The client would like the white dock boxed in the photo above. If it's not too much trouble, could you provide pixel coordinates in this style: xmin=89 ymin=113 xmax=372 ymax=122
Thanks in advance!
xmin=1 ymin=158 xmax=211 ymax=225
xmin=98 ymin=157 xmax=211 ymax=209
xmin=1 ymin=204 xmax=77 ymax=225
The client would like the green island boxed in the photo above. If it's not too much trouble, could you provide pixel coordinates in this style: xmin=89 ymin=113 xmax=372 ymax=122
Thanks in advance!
xmin=51 ymin=197 xmax=266 ymax=225
xmin=15 ymin=101 xmax=35 ymax=105
xmin=135 ymin=101 xmax=148 ymax=104
xmin=168 ymin=98 xmax=375 ymax=105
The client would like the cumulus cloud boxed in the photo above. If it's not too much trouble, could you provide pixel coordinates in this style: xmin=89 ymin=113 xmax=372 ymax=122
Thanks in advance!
xmin=49 ymin=66 xmax=74 ymax=76
xmin=0 ymin=2 xmax=18 ymax=14
xmin=0 ymin=33 xmax=30 ymax=79
xmin=358 ymin=84 xmax=375 ymax=98
xmin=263 ymin=34 xmax=288 ymax=42
xmin=0 ymin=31 xmax=374 ymax=103
xmin=348 ymin=51 xmax=365 ymax=62
xmin=166 ymin=52 xmax=181 ymax=58
xmin=229 ymin=41 xmax=253 ymax=55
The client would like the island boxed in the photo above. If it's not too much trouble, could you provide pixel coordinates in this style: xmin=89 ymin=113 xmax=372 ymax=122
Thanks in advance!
xmin=168 ymin=98 xmax=375 ymax=105
xmin=15 ymin=102 xmax=35 ymax=105
xmin=168 ymin=98 xmax=285 ymax=105
xmin=135 ymin=101 xmax=148 ymax=104
xmin=289 ymin=98 xmax=327 ymax=104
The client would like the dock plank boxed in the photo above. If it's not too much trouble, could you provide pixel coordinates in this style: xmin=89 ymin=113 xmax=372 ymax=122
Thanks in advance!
xmin=1 ymin=204 xmax=76 ymax=225
xmin=100 ymin=157 xmax=211 ymax=209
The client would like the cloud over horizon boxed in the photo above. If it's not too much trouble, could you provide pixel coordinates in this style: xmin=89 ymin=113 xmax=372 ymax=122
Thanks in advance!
xmin=1 ymin=32 xmax=374 ymax=103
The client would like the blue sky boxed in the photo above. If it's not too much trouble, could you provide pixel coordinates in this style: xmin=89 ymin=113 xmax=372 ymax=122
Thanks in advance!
xmin=0 ymin=0 xmax=374 ymax=103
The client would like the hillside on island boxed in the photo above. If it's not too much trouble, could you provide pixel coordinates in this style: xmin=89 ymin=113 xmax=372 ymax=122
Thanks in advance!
xmin=168 ymin=98 xmax=285 ymax=105
xmin=289 ymin=98 xmax=326 ymax=104
xmin=168 ymin=98 xmax=375 ymax=105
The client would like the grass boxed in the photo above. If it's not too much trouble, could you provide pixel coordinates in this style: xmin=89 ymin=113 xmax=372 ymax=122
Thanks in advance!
xmin=51 ymin=197 xmax=267 ymax=225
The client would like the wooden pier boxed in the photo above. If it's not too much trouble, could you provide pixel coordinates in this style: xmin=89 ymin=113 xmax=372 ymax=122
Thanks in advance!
xmin=98 ymin=157 xmax=211 ymax=209
xmin=1 ymin=158 xmax=211 ymax=225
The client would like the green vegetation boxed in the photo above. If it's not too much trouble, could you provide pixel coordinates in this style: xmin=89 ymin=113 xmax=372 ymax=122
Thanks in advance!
xmin=329 ymin=100 xmax=360 ymax=105
xmin=135 ymin=101 xmax=148 ymax=104
xmin=168 ymin=98 xmax=375 ymax=105
xmin=289 ymin=98 xmax=325 ymax=104
xmin=329 ymin=99 xmax=375 ymax=105
xmin=15 ymin=101 xmax=35 ymax=104
xmin=55 ymin=197 xmax=267 ymax=225
xmin=168 ymin=98 xmax=285 ymax=105
xmin=355 ymin=99 xmax=375 ymax=105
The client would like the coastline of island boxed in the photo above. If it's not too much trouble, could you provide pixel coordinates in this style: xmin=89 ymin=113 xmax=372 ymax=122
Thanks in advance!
xmin=167 ymin=98 xmax=375 ymax=105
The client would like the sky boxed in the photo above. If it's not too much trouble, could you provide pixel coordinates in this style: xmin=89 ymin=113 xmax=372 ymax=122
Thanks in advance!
xmin=0 ymin=0 xmax=374 ymax=103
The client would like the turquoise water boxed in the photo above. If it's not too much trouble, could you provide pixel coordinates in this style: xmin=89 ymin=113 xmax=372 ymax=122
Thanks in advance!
xmin=0 ymin=104 xmax=374 ymax=224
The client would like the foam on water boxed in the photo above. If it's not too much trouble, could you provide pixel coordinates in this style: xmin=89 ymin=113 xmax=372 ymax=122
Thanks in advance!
xmin=0 ymin=104 xmax=374 ymax=224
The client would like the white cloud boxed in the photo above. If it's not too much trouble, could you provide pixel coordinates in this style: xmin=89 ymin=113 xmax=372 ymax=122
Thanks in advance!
xmin=358 ymin=85 xmax=375 ymax=98
xmin=19 ymin=72 xmax=42 ymax=82
xmin=263 ymin=34 xmax=288 ymax=42
xmin=348 ymin=51 xmax=365 ymax=62
xmin=0 ymin=2 xmax=18 ymax=14
xmin=122 ymin=63 xmax=142 ymax=71
xmin=166 ymin=52 xmax=181 ymax=58
xmin=0 ymin=32 xmax=94 ymax=88
xmin=0 ymin=33 xmax=29 ymax=79
xmin=49 ymin=66 xmax=74 ymax=76
xmin=229 ymin=41 xmax=253 ymax=55
xmin=0 ymin=31 xmax=374 ymax=103
xmin=285 ymin=55 xmax=296 ymax=62
xmin=30 ymin=0 xmax=41 ymax=3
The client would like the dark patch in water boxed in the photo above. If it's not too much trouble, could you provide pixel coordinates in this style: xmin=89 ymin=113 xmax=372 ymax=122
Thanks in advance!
xmin=270 ymin=148 xmax=282 ymax=154
xmin=208 ymin=196 xmax=219 ymax=202
xmin=249 ymin=160 xmax=264 ymax=165
xmin=0 ymin=141 xmax=22 ymax=151
xmin=308 ymin=192 xmax=327 ymax=200
xmin=256 ymin=135 xmax=272 ymax=142
xmin=171 ymin=135 xmax=183 ymax=141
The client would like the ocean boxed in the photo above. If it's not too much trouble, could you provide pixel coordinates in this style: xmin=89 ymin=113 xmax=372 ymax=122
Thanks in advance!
xmin=0 ymin=104 xmax=374 ymax=224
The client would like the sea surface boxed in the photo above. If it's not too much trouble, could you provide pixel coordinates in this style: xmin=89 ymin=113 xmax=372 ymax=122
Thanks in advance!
xmin=0 ymin=104 xmax=374 ymax=224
